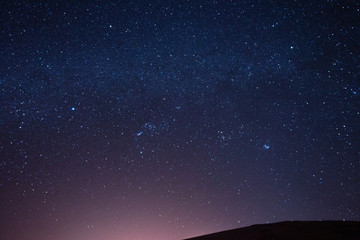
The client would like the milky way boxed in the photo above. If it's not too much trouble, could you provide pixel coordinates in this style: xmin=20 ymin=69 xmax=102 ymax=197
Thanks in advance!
xmin=1 ymin=1 xmax=359 ymax=240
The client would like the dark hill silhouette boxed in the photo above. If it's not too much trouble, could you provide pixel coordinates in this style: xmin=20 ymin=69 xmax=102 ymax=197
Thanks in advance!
xmin=184 ymin=221 xmax=360 ymax=240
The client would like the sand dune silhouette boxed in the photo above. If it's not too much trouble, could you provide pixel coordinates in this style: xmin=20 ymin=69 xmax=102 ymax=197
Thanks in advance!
xmin=185 ymin=221 xmax=360 ymax=240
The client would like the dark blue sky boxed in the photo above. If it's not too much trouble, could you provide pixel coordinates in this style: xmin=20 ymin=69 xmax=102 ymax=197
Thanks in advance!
xmin=1 ymin=1 xmax=359 ymax=240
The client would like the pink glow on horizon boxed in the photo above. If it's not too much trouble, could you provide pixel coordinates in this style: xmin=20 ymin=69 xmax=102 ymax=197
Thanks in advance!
xmin=51 ymin=220 xmax=213 ymax=240
xmin=4 ymin=190 xmax=249 ymax=240
xmin=20 ymin=210 xmax=219 ymax=240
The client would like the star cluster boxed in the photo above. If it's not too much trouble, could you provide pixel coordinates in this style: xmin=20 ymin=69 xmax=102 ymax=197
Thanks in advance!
xmin=1 ymin=1 xmax=359 ymax=240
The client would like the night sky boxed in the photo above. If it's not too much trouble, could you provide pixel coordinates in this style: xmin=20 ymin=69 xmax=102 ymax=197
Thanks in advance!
xmin=1 ymin=1 xmax=360 ymax=240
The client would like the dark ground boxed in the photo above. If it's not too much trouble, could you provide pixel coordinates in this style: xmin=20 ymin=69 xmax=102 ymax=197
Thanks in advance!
xmin=185 ymin=221 xmax=360 ymax=240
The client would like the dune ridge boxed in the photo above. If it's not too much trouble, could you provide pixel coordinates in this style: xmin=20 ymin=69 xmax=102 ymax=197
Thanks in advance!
xmin=184 ymin=221 xmax=360 ymax=240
